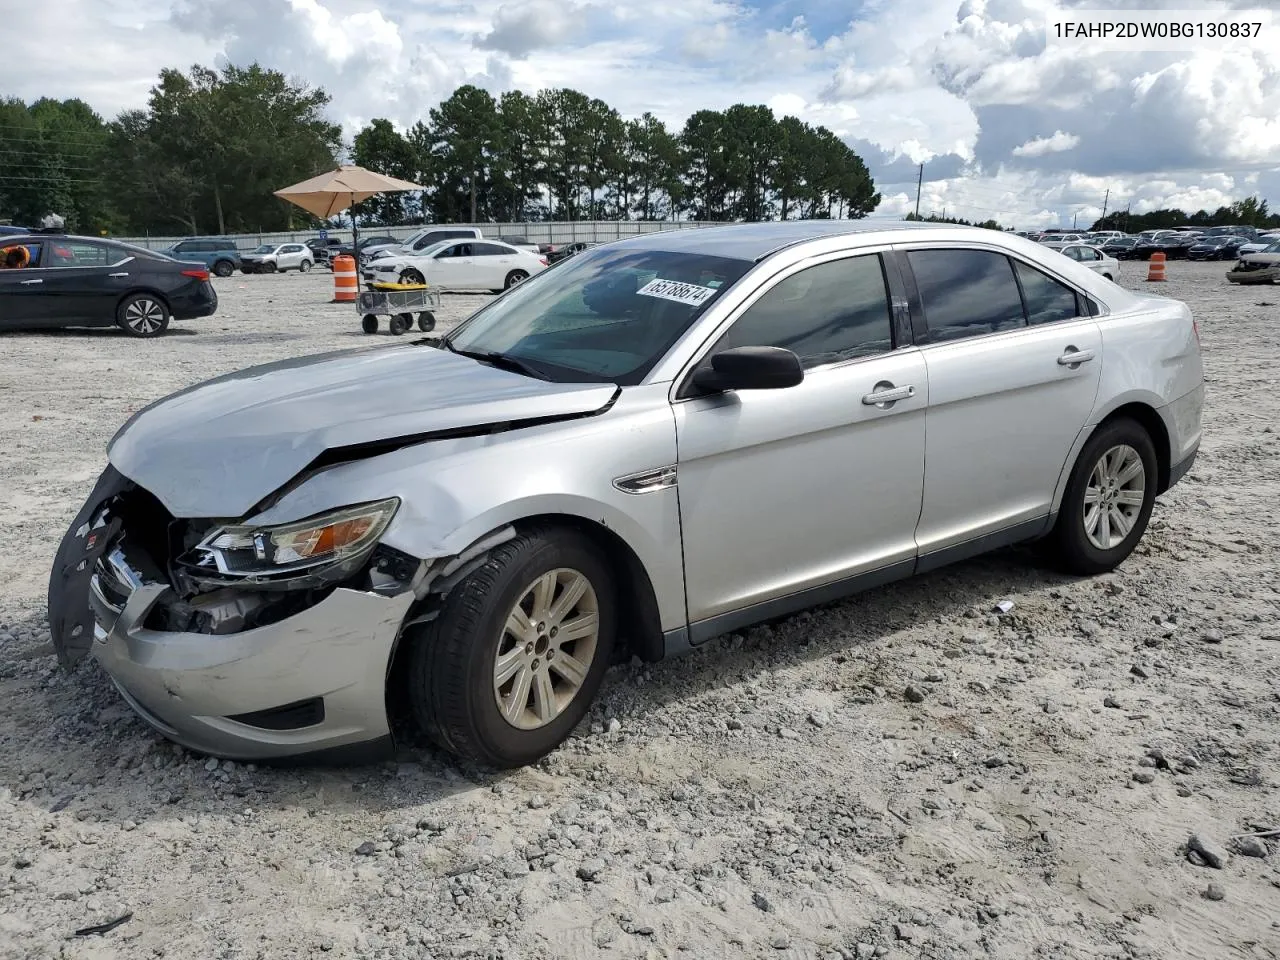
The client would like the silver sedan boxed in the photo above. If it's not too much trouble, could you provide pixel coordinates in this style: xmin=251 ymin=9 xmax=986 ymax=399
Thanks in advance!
xmin=49 ymin=222 xmax=1204 ymax=767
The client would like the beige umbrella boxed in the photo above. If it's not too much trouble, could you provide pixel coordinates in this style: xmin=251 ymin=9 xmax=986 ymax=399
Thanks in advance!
xmin=274 ymin=164 xmax=426 ymax=264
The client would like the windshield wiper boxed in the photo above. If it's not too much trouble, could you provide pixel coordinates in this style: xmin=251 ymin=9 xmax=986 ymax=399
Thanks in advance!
xmin=450 ymin=347 xmax=549 ymax=380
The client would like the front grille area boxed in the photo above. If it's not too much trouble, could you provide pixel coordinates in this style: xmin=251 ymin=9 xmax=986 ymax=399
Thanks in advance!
xmin=228 ymin=697 xmax=326 ymax=731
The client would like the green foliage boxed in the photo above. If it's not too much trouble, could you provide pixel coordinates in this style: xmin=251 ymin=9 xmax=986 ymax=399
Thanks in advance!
xmin=1091 ymin=197 xmax=1280 ymax=233
xmin=1 ymin=64 xmax=340 ymax=234
xmin=904 ymin=212 xmax=1008 ymax=230
xmin=3 ymin=66 xmax=886 ymax=233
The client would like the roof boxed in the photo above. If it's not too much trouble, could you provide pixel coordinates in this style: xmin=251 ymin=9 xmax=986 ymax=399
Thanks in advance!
xmin=612 ymin=219 xmax=977 ymax=261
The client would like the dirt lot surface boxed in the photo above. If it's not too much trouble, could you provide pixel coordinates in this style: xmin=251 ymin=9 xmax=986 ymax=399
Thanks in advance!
xmin=1 ymin=263 xmax=1278 ymax=960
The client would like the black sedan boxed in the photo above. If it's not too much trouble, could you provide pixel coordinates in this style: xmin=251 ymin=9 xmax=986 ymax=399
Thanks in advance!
xmin=1187 ymin=236 xmax=1250 ymax=261
xmin=0 ymin=234 xmax=217 ymax=337
xmin=1102 ymin=238 xmax=1143 ymax=259
xmin=547 ymin=241 xmax=598 ymax=264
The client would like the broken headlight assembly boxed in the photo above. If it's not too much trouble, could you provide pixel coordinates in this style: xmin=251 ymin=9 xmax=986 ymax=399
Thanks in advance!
xmin=176 ymin=499 xmax=401 ymax=589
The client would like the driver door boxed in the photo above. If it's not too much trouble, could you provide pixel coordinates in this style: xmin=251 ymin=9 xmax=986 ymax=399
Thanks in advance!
xmin=672 ymin=251 xmax=928 ymax=636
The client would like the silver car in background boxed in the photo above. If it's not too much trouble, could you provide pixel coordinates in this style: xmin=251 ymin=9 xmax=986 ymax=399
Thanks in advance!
xmin=49 ymin=222 xmax=1204 ymax=768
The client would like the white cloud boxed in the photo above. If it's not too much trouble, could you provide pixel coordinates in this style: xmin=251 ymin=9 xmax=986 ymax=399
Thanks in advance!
xmin=1012 ymin=130 xmax=1080 ymax=157
xmin=0 ymin=0 xmax=1276 ymax=229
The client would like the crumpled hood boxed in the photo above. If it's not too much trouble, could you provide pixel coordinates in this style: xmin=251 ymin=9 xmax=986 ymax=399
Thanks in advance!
xmin=107 ymin=343 xmax=618 ymax=518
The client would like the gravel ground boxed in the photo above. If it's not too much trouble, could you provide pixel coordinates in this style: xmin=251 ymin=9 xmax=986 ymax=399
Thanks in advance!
xmin=1 ymin=263 xmax=1278 ymax=960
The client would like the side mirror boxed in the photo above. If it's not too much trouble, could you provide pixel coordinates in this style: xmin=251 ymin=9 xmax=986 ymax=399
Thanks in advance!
xmin=691 ymin=346 xmax=804 ymax=393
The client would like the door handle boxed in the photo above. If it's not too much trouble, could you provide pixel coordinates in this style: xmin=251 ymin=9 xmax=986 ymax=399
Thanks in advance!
xmin=1057 ymin=348 xmax=1095 ymax=366
xmin=108 ymin=272 xmax=130 ymax=278
xmin=19 ymin=278 xmax=42 ymax=285
xmin=862 ymin=384 xmax=916 ymax=406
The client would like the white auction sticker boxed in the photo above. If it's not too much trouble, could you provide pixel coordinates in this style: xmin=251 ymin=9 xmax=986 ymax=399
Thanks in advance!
xmin=636 ymin=278 xmax=719 ymax=307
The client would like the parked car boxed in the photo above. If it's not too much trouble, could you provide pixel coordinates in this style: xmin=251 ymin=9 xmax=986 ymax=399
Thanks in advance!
xmin=0 ymin=233 xmax=217 ymax=336
xmin=1202 ymin=225 xmax=1258 ymax=240
xmin=1226 ymin=241 xmax=1280 ymax=283
xmin=1235 ymin=233 xmax=1280 ymax=257
xmin=306 ymin=237 xmax=346 ymax=265
xmin=332 ymin=235 xmax=400 ymax=263
xmin=365 ymin=227 xmax=484 ymax=262
xmin=48 ymin=222 xmax=1204 ymax=767
xmin=1187 ymin=236 xmax=1251 ymax=261
xmin=547 ymin=241 xmax=597 ymax=264
xmin=1102 ymin=237 xmax=1143 ymax=259
xmin=366 ymin=239 xmax=547 ymax=290
xmin=239 ymin=243 xmax=315 ymax=274
xmin=158 ymin=237 xmax=241 ymax=277
xmin=1049 ymin=243 xmax=1120 ymax=280
xmin=1038 ymin=233 xmax=1086 ymax=244
xmin=1133 ymin=232 xmax=1203 ymax=260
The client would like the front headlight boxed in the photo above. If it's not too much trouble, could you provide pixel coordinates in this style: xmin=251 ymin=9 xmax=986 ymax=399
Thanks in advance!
xmin=181 ymin=499 xmax=400 ymax=585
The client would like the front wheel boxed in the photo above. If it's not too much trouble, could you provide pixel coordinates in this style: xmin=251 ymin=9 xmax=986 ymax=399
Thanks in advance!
xmin=407 ymin=527 xmax=616 ymax=768
xmin=504 ymin=269 xmax=529 ymax=289
xmin=116 ymin=294 xmax=170 ymax=338
xmin=400 ymin=269 xmax=425 ymax=285
xmin=1046 ymin=418 xmax=1157 ymax=575
xmin=212 ymin=260 xmax=234 ymax=278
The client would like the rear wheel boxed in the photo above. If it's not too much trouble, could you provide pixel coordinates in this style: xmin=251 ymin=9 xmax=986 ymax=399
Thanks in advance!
xmin=407 ymin=527 xmax=616 ymax=768
xmin=504 ymin=269 xmax=529 ymax=289
xmin=212 ymin=260 xmax=234 ymax=278
xmin=116 ymin=294 xmax=169 ymax=338
xmin=1046 ymin=418 xmax=1157 ymax=575
xmin=299 ymin=259 xmax=312 ymax=273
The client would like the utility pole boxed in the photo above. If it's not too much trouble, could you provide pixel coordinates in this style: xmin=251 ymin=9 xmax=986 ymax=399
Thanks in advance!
xmin=1101 ymin=188 xmax=1109 ymax=224
xmin=914 ymin=163 xmax=923 ymax=219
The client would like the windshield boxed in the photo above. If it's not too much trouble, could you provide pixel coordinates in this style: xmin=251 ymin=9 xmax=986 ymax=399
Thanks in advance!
xmin=1265 ymin=242 xmax=1280 ymax=253
xmin=445 ymin=247 xmax=753 ymax=385
xmin=251 ymin=244 xmax=275 ymax=254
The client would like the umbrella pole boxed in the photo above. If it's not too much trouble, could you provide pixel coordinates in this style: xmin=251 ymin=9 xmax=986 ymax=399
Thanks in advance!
xmin=351 ymin=195 xmax=360 ymax=274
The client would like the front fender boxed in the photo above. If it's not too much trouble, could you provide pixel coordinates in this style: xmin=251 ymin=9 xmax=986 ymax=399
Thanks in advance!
xmin=247 ymin=388 xmax=687 ymax=631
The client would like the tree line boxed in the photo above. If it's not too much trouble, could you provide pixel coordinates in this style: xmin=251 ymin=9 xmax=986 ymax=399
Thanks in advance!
xmin=1091 ymin=197 xmax=1280 ymax=233
xmin=0 ymin=64 xmax=881 ymax=236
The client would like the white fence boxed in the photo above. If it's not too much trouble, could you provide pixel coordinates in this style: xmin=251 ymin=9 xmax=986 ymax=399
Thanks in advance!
xmin=115 ymin=220 xmax=728 ymax=252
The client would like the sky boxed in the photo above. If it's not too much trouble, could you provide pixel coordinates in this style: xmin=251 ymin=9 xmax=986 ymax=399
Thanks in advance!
xmin=4 ymin=0 xmax=1279 ymax=228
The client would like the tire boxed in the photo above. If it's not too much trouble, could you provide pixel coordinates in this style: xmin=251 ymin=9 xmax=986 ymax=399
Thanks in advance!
xmin=1046 ymin=417 xmax=1158 ymax=575
xmin=389 ymin=314 xmax=410 ymax=335
xmin=417 ymin=311 xmax=435 ymax=332
xmin=361 ymin=314 xmax=378 ymax=334
xmin=407 ymin=527 xmax=617 ymax=768
xmin=504 ymin=269 xmax=529 ymax=289
xmin=116 ymin=293 xmax=170 ymax=338
xmin=400 ymin=269 xmax=425 ymax=285
xmin=299 ymin=259 xmax=312 ymax=273
xmin=1102 ymin=273 xmax=1114 ymax=282
xmin=212 ymin=260 xmax=234 ymax=278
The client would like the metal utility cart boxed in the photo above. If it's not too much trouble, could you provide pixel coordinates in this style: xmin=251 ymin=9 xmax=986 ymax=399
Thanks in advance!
xmin=357 ymin=282 xmax=441 ymax=335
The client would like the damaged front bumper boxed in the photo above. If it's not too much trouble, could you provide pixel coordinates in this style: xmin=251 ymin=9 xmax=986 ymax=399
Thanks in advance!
xmin=48 ymin=465 xmax=416 ymax=762
xmin=88 ymin=569 xmax=413 ymax=762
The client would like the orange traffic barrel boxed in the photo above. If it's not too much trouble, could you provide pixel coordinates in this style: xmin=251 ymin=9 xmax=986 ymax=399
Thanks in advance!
xmin=1146 ymin=252 xmax=1166 ymax=282
xmin=332 ymin=254 xmax=358 ymax=302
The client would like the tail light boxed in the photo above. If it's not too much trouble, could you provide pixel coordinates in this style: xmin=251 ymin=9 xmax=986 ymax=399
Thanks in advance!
xmin=539 ymin=257 xmax=548 ymax=266
xmin=181 ymin=268 xmax=210 ymax=281
xmin=1192 ymin=318 xmax=1200 ymax=344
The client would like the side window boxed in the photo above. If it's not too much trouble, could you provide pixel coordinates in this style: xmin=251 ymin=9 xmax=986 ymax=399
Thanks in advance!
xmin=196 ymin=241 xmax=218 ymax=253
xmin=455 ymin=243 xmax=473 ymax=257
xmin=711 ymin=254 xmax=894 ymax=368
xmin=474 ymin=243 xmax=510 ymax=256
xmin=1014 ymin=261 xmax=1080 ymax=326
xmin=46 ymin=241 xmax=112 ymax=268
xmin=907 ymin=249 xmax=1026 ymax=343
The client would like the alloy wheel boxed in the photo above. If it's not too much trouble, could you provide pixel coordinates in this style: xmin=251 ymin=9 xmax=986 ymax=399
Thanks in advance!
xmin=1083 ymin=444 xmax=1146 ymax=550
xmin=493 ymin=568 xmax=599 ymax=730
xmin=124 ymin=298 xmax=165 ymax=335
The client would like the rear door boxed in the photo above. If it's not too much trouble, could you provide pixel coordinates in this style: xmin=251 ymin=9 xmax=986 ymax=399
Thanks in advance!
xmin=472 ymin=242 xmax=518 ymax=287
xmin=26 ymin=239 xmax=123 ymax=324
xmin=898 ymin=246 xmax=1103 ymax=565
